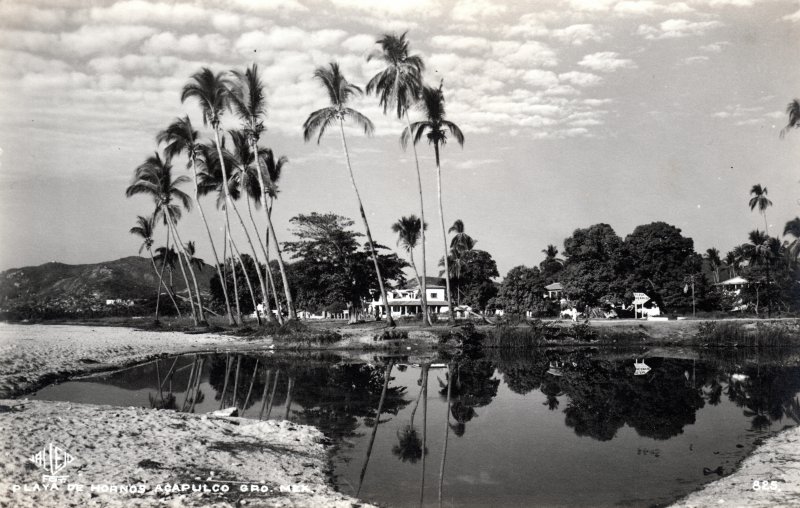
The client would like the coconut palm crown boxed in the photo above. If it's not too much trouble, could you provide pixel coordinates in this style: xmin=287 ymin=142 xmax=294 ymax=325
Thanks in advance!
xmin=125 ymin=152 xmax=192 ymax=223
xmin=392 ymin=215 xmax=426 ymax=253
xmin=130 ymin=215 xmax=155 ymax=254
xmin=749 ymin=184 xmax=772 ymax=233
xmin=366 ymin=32 xmax=425 ymax=118
xmin=401 ymin=83 xmax=464 ymax=150
xmin=303 ymin=62 xmax=374 ymax=143
xmin=228 ymin=64 xmax=267 ymax=142
xmin=180 ymin=67 xmax=231 ymax=128
xmin=780 ymin=99 xmax=800 ymax=139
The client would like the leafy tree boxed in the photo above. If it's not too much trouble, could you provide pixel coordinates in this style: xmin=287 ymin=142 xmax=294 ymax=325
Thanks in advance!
xmin=455 ymin=250 xmax=499 ymax=311
xmin=210 ymin=254 xmax=262 ymax=315
xmin=402 ymin=83 xmax=464 ymax=323
xmin=282 ymin=213 xmax=407 ymax=322
xmin=494 ymin=265 xmax=549 ymax=316
xmin=623 ymin=222 xmax=705 ymax=312
xmin=560 ymin=224 xmax=627 ymax=307
xmin=303 ymin=62 xmax=395 ymax=326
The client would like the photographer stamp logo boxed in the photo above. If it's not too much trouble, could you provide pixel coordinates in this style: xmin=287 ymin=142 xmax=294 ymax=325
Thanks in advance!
xmin=28 ymin=442 xmax=76 ymax=484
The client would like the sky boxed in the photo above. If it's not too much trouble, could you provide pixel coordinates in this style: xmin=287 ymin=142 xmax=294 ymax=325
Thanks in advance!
xmin=0 ymin=0 xmax=799 ymax=279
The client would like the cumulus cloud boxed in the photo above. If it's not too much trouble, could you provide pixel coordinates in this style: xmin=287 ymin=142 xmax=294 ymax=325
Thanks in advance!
xmin=492 ymin=40 xmax=558 ymax=67
xmin=700 ymin=41 xmax=729 ymax=52
xmin=451 ymin=0 xmax=507 ymax=22
xmin=559 ymin=71 xmax=603 ymax=87
xmin=578 ymin=51 xmax=637 ymax=72
xmin=683 ymin=55 xmax=710 ymax=64
xmin=550 ymin=24 xmax=608 ymax=45
xmin=637 ymin=18 xmax=723 ymax=39
xmin=430 ymin=35 xmax=490 ymax=54
xmin=783 ymin=8 xmax=800 ymax=22
xmin=613 ymin=1 xmax=695 ymax=16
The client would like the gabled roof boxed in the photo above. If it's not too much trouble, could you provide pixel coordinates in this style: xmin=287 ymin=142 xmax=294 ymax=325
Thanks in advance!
xmin=545 ymin=282 xmax=563 ymax=290
xmin=719 ymin=276 xmax=748 ymax=285
xmin=405 ymin=276 xmax=447 ymax=289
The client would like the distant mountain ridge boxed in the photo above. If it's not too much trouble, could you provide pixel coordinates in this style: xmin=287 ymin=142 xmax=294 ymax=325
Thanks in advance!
xmin=0 ymin=256 xmax=213 ymax=305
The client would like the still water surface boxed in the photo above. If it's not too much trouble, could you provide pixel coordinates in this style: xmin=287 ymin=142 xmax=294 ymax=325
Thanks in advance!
xmin=26 ymin=349 xmax=800 ymax=507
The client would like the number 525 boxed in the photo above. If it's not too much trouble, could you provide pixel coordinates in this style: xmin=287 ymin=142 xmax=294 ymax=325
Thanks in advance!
xmin=752 ymin=480 xmax=779 ymax=491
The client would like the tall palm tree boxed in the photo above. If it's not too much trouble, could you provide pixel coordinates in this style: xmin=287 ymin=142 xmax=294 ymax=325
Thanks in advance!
xmin=392 ymin=215 xmax=428 ymax=319
xmin=227 ymin=129 xmax=279 ymax=324
xmin=303 ymin=62 xmax=395 ymax=326
xmin=229 ymin=64 xmax=297 ymax=320
xmin=441 ymin=219 xmax=474 ymax=306
xmin=129 ymin=214 xmax=180 ymax=318
xmin=197 ymin=141 xmax=262 ymax=325
xmin=749 ymin=184 xmax=773 ymax=234
xmin=784 ymin=217 xmax=800 ymax=259
xmin=402 ymin=83 xmax=464 ymax=324
xmin=725 ymin=250 xmax=738 ymax=278
xmin=705 ymin=247 xmax=721 ymax=284
xmin=125 ymin=152 xmax=206 ymax=325
xmin=154 ymin=244 xmax=194 ymax=320
xmin=367 ymin=32 xmax=431 ymax=326
xmin=182 ymin=67 xmax=270 ymax=325
xmin=779 ymin=99 xmax=800 ymax=139
xmin=158 ymin=116 xmax=234 ymax=325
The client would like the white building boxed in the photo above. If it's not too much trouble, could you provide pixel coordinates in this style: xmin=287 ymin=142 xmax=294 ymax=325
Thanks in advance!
xmin=368 ymin=277 xmax=451 ymax=318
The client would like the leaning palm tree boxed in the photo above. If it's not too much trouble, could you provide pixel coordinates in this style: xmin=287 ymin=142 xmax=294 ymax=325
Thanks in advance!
xmin=749 ymin=184 xmax=773 ymax=234
xmin=227 ymin=129 xmax=279 ymax=323
xmin=158 ymin=116 xmax=234 ymax=325
xmin=125 ymin=152 xmax=206 ymax=325
xmin=303 ymin=62 xmax=395 ymax=326
xmin=392 ymin=215 xmax=429 ymax=319
xmin=182 ymin=68 xmax=270 ymax=325
xmin=779 ymin=99 xmax=800 ymax=139
xmin=367 ymin=32 xmax=431 ymax=326
xmin=197 ymin=141 xmax=262 ymax=325
xmin=402 ymin=83 xmax=464 ymax=324
xmin=129 ymin=214 xmax=180 ymax=319
xmin=705 ymin=247 xmax=721 ymax=284
xmin=228 ymin=64 xmax=297 ymax=320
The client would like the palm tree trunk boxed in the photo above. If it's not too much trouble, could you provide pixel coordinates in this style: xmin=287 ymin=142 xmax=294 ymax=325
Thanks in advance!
xmin=357 ymin=362 xmax=393 ymax=496
xmin=245 ymin=197 xmax=281 ymax=324
xmin=241 ymin=359 xmax=259 ymax=416
xmin=225 ymin=230 xmax=243 ymax=324
xmin=266 ymin=369 xmax=280 ymax=419
xmin=258 ymin=369 xmax=272 ymax=420
xmin=170 ymin=225 xmax=198 ymax=325
xmin=228 ymin=222 xmax=262 ymax=326
xmin=251 ymin=138 xmax=297 ymax=320
xmin=233 ymin=355 xmax=241 ymax=409
xmin=764 ymin=212 xmax=769 ymax=236
xmin=262 ymin=207 xmax=284 ymax=316
xmin=190 ymin=158 xmax=234 ymax=325
xmin=165 ymin=211 xmax=206 ymax=325
xmin=283 ymin=376 xmax=294 ymax=421
xmin=438 ymin=363 xmax=453 ymax=506
xmin=154 ymin=228 xmax=172 ymax=322
xmin=406 ymin=113 xmax=432 ymax=326
xmin=338 ymin=119 xmax=395 ymax=327
xmin=220 ymin=354 xmax=231 ymax=409
xmin=148 ymin=247 xmax=181 ymax=317
xmin=212 ymin=127 xmax=271 ymax=325
xmin=419 ymin=364 xmax=429 ymax=507
xmin=434 ymin=143 xmax=455 ymax=324
xmin=408 ymin=251 xmax=425 ymax=319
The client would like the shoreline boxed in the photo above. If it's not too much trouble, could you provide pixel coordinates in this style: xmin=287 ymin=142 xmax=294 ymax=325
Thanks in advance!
xmin=2 ymin=322 xmax=799 ymax=507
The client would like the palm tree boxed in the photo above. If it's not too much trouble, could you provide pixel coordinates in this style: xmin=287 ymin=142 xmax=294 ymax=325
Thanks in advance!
xmin=749 ymin=184 xmax=773 ymax=234
xmin=779 ymin=99 xmax=800 ymax=139
xmin=303 ymin=62 xmax=395 ymax=326
xmin=182 ymin=67 xmax=270 ymax=325
xmin=725 ymin=250 xmax=738 ymax=278
xmin=197 ymin=141 xmax=262 ymax=325
xmin=229 ymin=64 xmax=297 ymax=320
xmin=784 ymin=217 xmax=800 ymax=259
xmin=227 ymin=129 xmax=279 ymax=323
xmin=367 ymin=32 xmax=431 ymax=326
xmin=705 ymin=247 xmax=721 ymax=284
xmin=441 ymin=219 xmax=474 ymax=306
xmin=392 ymin=215 xmax=428 ymax=319
xmin=185 ymin=241 xmax=205 ymax=272
xmin=154 ymin=244 xmax=194 ymax=319
xmin=402 ymin=83 xmax=464 ymax=323
xmin=129 ymin=214 xmax=180 ymax=319
xmin=744 ymin=229 xmax=781 ymax=316
xmin=158 ymin=116 xmax=234 ymax=325
xmin=125 ymin=152 xmax=206 ymax=325
xmin=542 ymin=244 xmax=562 ymax=262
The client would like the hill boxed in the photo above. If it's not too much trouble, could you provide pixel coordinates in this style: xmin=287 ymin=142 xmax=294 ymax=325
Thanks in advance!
xmin=0 ymin=256 xmax=214 ymax=316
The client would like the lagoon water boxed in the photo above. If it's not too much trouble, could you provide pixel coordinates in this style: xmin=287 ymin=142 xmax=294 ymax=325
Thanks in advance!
xmin=26 ymin=349 xmax=800 ymax=507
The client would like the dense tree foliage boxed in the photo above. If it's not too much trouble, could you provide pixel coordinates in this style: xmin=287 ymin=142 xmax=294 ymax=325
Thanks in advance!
xmin=559 ymin=223 xmax=627 ymax=307
xmin=281 ymin=213 xmax=407 ymax=319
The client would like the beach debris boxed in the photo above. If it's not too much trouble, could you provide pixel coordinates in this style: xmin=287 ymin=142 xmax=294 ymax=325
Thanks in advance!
xmin=212 ymin=407 xmax=239 ymax=417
